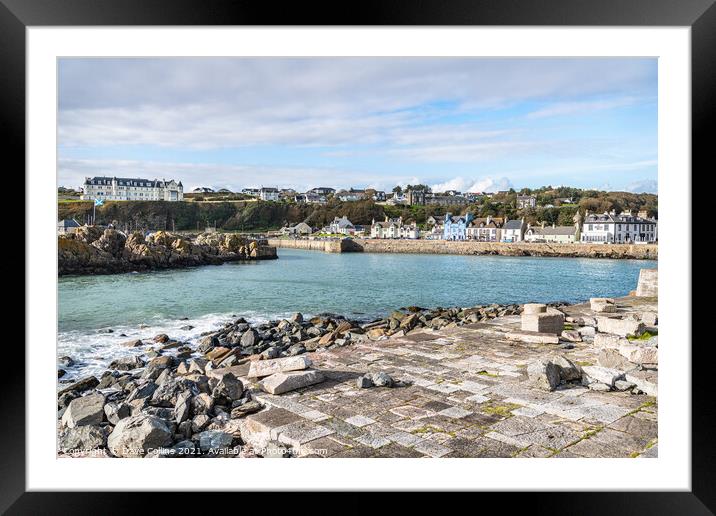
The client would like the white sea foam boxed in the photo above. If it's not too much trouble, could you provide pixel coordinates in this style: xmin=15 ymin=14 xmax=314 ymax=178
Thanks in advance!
xmin=57 ymin=310 xmax=301 ymax=382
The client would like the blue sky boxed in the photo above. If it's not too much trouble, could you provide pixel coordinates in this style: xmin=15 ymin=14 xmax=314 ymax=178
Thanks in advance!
xmin=58 ymin=57 xmax=657 ymax=194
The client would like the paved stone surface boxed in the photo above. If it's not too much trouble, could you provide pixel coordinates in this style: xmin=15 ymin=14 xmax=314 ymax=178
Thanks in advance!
xmin=234 ymin=296 xmax=657 ymax=458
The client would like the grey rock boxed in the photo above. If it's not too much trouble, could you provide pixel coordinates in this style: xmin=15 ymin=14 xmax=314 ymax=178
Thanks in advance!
xmin=527 ymin=359 xmax=561 ymax=391
xmin=104 ymin=401 xmax=131 ymax=425
xmin=107 ymin=414 xmax=173 ymax=457
xmin=61 ymin=392 xmax=105 ymax=428
xmin=240 ymin=329 xmax=258 ymax=348
xmin=58 ymin=424 xmax=107 ymax=453
xmin=369 ymin=371 xmax=394 ymax=387
xmin=198 ymin=430 xmax=234 ymax=452
xmin=357 ymin=375 xmax=374 ymax=389
xmin=260 ymin=370 xmax=325 ymax=395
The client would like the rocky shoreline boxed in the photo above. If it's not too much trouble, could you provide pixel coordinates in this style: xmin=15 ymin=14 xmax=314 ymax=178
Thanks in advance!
xmin=56 ymin=293 xmax=658 ymax=458
xmin=58 ymin=227 xmax=277 ymax=276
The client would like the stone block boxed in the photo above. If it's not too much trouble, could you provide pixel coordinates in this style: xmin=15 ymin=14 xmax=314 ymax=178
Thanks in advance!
xmin=596 ymin=317 xmax=645 ymax=337
xmin=523 ymin=303 xmax=547 ymax=314
xmin=521 ymin=312 xmax=564 ymax=334
xmin=618 ymin=342 xmax=658 ymax=365
xmin=625 ymin=370 xmax=658 ymax=397
xmin=641 ymin=312 xmax=658 ymax=326
xmin=260 ymin=370 xmax=325 ymax=395
xmin=581 ymin=365 xmax=625 ymax=387
xmin=594 ymin=333 xmax=624 ymax=349
xmin=247 ymin=356 xmax=312 ymax=378
xmin=590 ymin=298 xmax=617 ymax=313
xmin=505 ymin=331 xmax=559 ymax=344
xmin=636 ymin=268 xmax=658 ymax=297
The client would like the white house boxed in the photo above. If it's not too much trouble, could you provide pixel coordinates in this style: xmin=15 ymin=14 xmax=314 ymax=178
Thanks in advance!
xmin=281 ymin=222 xmax=313 ymax=236
xmin=580 ymin=211 xmax=658 ymax=243
xmin=327 ymin=216 xmax=355 ymax=235
xmin=502 ymin=218 xmax=527 ymax=242
xmin=466 ymin=216 xmax=503 ymax=242
xmin=524 ymin=223 xmax=578 ymax=243
xmin=516 ymin=195 xmax=537 ymax=209
xmin=370 ymin=216 xmax=419 ymax=239
xmin=81 ymin=176 xmax=183 ymax=201
xmin=259 ymin=187 xmax=280 ymax=201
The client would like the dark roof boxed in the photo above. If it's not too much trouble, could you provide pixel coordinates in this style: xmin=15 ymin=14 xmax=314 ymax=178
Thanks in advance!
xmin=504 ymin=220 xmax=524 ymax=229
xmin=58 ymin=219 xmax=80 ymax=228
xmin=528 ymin=226 xmax=575 ymax=235
xmin=84 ymin=176 xmax=180 ymax=187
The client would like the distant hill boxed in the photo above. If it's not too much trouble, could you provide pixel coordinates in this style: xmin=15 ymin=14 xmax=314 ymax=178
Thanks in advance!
xmin=58 ymin=189 xmax=657 ymax=232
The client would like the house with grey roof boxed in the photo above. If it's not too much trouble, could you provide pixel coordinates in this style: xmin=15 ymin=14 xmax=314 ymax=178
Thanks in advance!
xmin=81 ymin=176 xmax=183 ymax=201
xmin=580 ymin=210 xmax=657 ymax=243
xmin=57 ymin=219 xmax=81 ymax=235
xmin=502 ymin=218 xmax=527 ymax=242
xmin=443 ymin=212 xmax=474 ymax=240
xmin=466 ymin=216 xmax=504 ymax=242
xmin=524 ymin=223 xmax=578 ymax=243
xmin=327 ymin=216 xmax=355 ymax=235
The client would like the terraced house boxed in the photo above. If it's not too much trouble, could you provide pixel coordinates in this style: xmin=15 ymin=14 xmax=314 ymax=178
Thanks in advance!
xmin=443 ymin=212 xmax=474 ymax=240
xmin=466 ymin=216 xmax=504 ymax=241
xmin=580 ymin=211 xmax=658 ymax=243
xmin=370 ymin=216 xmax=419 ymax=239
xmin=81 ymin=176 xmax=183 ymax=201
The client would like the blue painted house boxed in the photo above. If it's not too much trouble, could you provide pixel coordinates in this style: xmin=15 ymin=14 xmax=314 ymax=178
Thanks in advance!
xmin=443 ymin=212 xmax=474 ymax=240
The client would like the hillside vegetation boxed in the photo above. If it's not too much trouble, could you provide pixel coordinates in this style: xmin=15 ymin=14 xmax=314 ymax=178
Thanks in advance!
xmin=58 ymin=189 xmax=657 ymax=232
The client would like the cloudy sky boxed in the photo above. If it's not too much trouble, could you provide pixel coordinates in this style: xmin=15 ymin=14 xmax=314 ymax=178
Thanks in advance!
xmin=58 ymin=57 xmax=657 ymax=194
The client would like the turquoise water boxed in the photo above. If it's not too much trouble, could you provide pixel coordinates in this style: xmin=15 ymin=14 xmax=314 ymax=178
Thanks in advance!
xmin=58 ymin=249 xmax=654 ymax=379
xmin=60 ymin=249 xmax=654 ymax=331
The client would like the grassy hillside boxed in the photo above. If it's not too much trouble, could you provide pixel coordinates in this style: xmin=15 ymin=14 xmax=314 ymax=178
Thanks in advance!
xmin=58 ymin=189 xmax=657 ymax=232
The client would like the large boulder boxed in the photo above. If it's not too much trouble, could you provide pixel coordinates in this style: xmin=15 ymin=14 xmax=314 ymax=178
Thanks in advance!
xmin=61 ymin=392 xmax=105 ymax=428
xmin=58 ymin=424 xmax=107 ymax=453
xmin=107 ymin=414 xmax=173 ymax=457
xmin=527 ymin=360 xmax=561 ymax=391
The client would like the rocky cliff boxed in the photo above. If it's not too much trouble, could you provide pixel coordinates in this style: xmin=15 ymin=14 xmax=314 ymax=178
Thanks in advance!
xmin=58 ymin=228 xmax=277 ymax=276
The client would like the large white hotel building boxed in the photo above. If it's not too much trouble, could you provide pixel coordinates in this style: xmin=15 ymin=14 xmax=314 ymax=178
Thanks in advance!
xmin=81 ymin=176 xmax=184 ymax=201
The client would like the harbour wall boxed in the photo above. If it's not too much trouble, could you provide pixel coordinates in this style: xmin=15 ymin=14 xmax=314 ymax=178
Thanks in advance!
xmin=267 ymin=238 xmax=658 ymax=260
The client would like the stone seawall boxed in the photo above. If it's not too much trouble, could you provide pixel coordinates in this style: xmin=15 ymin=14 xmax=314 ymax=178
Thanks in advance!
xmin=267 ymin=239 xmax=344 ymax=253
xmin=269 ymin=238 xmax=657 ymax=260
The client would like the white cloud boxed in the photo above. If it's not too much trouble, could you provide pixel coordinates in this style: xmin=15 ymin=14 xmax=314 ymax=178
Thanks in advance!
xmin=430 ymin=176 xmax=513 ymax=193
xmin=624 ymin=179 xmax=658 ymax=194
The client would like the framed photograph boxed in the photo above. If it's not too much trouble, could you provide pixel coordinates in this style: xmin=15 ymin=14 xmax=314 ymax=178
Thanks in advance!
xmin=6 ymin=0 xmax=710 ymax=509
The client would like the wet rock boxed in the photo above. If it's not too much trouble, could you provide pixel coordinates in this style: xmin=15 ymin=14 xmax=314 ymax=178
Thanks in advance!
xmin=153 ymin=333 xmax=170 ymax=343
xmin=109 ymin=356 xmax=145 ymax=371
xmin=58 ymin=376 xmax=99 ymax=397
xmin=121 ymin=339 xmax=144 ymax=348
xmin=58 ymin=356 xmax=75 ymax=367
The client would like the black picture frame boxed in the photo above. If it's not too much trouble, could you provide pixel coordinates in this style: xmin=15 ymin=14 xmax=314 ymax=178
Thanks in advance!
xmin=3 ymin=0 xmax=710 ymax=511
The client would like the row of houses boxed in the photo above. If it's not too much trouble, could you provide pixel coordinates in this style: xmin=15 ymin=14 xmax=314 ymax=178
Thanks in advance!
xmin=432 ymin=210 xmax=657 ymax=243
